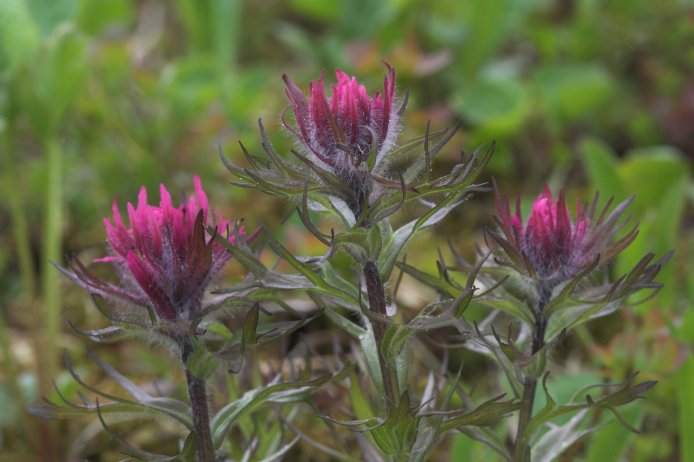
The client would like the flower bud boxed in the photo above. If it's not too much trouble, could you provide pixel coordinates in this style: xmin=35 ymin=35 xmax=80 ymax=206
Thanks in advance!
xmin=282 ymin=64 xmax=399 ymax=178
xmin=66 ymin=175 xmax=241 ymax=323
xmin=495 ymin=185 xmax=635 ymax=284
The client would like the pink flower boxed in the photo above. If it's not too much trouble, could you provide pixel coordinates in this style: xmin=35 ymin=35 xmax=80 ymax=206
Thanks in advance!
xmin=66 ymin=175 xmax=240 ymax=322
xmin=282 ymin=64 xmax=399 ymax=175
xmin=495 ymin=185 xmax=634 ymax=282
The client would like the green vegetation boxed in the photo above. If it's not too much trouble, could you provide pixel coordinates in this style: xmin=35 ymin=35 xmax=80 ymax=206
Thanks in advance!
xmin=1 ymin=0 xmax=692 ymax=460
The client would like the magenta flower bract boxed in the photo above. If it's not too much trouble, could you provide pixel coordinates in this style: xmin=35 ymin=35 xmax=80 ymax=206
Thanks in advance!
xmin=496 ymin=185 xmax=635 ymax=282
xmin=282 ymin=64 xmax=399 ymax=174
xmin=67 ymin=176 xmax=240 ymax=323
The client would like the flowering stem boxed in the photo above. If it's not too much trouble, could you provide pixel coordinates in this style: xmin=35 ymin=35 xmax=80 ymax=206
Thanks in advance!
xmin=514 ymin=288 xmax=549 ymax=462
xmin=182 ymin=341 xmax=215 ymax=462
xmin=362 ymin=260 xmax=399 ymax=412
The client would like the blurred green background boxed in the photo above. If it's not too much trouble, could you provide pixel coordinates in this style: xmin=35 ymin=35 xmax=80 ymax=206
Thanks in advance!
xmin=1 ymin=0 xmax=693 ymax=460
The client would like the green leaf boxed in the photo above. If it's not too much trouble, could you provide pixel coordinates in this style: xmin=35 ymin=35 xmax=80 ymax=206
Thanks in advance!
xmin=617 ymin=146 xmax=687 ymax=208
xmin=358 ymin=321 xmax=385 ymax=394
xmin=324 ymin=308 xmax=365 ymax=338
xmin=580 ymin=137 xmax=622 ymax=201
xmin=370 ymin=392 xmax=418 ymax=456
xmin=379 ymin=192 xmax=462 ymax=280
xmin=30 ymin=351 xmax=194 ymax=429
xmin=450 ymin=433 xmax=502 ymax=462
xmin=76 ymin=0 xmax=132 ymax=35
xmin=475 ymin=297 xmax=534 ymax=327
xmin=380 ymin=324 xmax=415 ymax=363
xmin=211 ymin=367 xmax=349 ymax=448
xmin=242 ymin=303 xmax=259 ymax=346
xmin=454 ymin=0 xmax=517 ymax=77
xmin=265 ymin=232 xmax=355 ymax=302
xmin=396 ymin=260 xmax=462 ymax=299
xmin=533 ymin=409 xmax=594 ymax=462
xmin=437 ymin=394 xmax=520 ymax=432
xmin=348 ymin=371 xmax=375 ymax=421
xmin=524 ymin=374 xmax=655 ymax=439
xmin=677 ymin=357 xmax=694 ymax=462
xmin=22 ymin=26 xmax=88 ymax=137
xmin=25 ymin=0 xmax=77 ymax=37
xmin=534 ymin=63 xmax=615 ymax=121
xmin=289 ymin=0 xmax=341 ymax=20
xmin=456 ymin=77 xmax=530 ymax=135
xmin=585 ymin=405 xmax=642 ymax=462
xmin=186 ymin=342 xmax=220 ymax=381
xmin=0 ymin=0 xmax=40 ymax=74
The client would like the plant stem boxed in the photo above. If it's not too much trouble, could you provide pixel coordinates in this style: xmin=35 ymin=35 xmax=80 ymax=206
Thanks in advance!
xmin=1 ymin=129 xmax=36 ymax=296
xmin=182 ymin=342 xmax=216 ymax=462
xmin=36 ymin=137 xmax=62 ymax=462
xmin=0 ymin=128 xmax=37 ymax=454
xmin=42 ymin=138 xmax=63 ymax=386
xmin=362 ymin=260 xmax=399 ymax=412
xmin=513 ymin=289 xmax=549 ymax=462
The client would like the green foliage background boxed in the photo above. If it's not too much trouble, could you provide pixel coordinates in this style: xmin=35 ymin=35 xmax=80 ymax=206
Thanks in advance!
xmin=1 ymin=0 xmax=693 ymax=460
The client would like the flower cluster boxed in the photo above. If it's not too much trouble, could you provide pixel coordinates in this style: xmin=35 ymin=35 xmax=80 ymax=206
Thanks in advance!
xmin=283 ymin=64 xmax=399 ymax=179
xmin=494 ymin=185 xmax=637 ymax=285
xmin=63 ymin=175 xmax=239 ymax=323
xmin=45 ymin=63 xmax=668 ymax=462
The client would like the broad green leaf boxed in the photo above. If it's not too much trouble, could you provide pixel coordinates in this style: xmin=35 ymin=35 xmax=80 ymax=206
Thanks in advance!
xmin=450 ymin=433 xmax=502 ymax=462
xmin=290 ymin=0 xmax=341 ymax=20
xmin=456 ymin=77 xmax=530 ymax=135
xmin=22 ymin=26 xmax=88 ymax=137
xmin=617 ymin=146 xmax=687 ymax=208
xmin=76 ymin=0 xmax=133 ymax=35
xmin=534 ymin=63 xmax=615 ymax=121
xmin=454 ymin=0 xmax=517 ymax=77
xmin=585 ymin=405 xmax=641 ymax=462
xmin=0 ymin=0 xmax=40 ymax=74
xmin=580 ymin=137 xmax=622 ymax=201
xmin=26 ymin=0 xmax=77 ymax=37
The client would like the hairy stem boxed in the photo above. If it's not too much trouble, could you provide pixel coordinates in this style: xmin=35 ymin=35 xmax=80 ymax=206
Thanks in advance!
xmin=182 ymin=342 xmax=215 ymax=462
xmin=514 ymin=288 xmax=549 ymax=462
xmin=362 ymin=260 xmax=399 ymax=412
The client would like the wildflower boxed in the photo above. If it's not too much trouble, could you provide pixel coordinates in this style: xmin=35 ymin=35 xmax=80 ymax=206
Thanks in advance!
xmin=282 ymin=64 xmax=399 ymax=177
xmin=63 ymin=175 xmax=240 ymax=323
xmin=494 ymin=185 xmax=636 ymax=284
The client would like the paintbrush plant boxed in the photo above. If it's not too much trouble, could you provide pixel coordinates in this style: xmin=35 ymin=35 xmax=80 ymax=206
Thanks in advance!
xmin=30 ymin=64 xmax=668 ymax=462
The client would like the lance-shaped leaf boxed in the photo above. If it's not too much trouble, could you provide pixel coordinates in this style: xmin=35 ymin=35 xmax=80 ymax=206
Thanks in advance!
xmin=532 ymin=409 xmax=597 ymax=462
xmin=368 ymin=392 xmax=418 ymax=457
xmin=525 ymin=373 xmax=657 ymax=439
xmin=29 ymin=350 xmax=193 ymax=430
xmin=91 ymin=399 xmax=187 ymax=462
xmin=211 ymin=364 xmax=352 ymax=448
xmin=379 ymin=191 xmax=467 ymax=280
xmin=433 ymin=394 xmax=521 ymax=431
xmin=264 ymin=231 xmax=357 ymax=303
